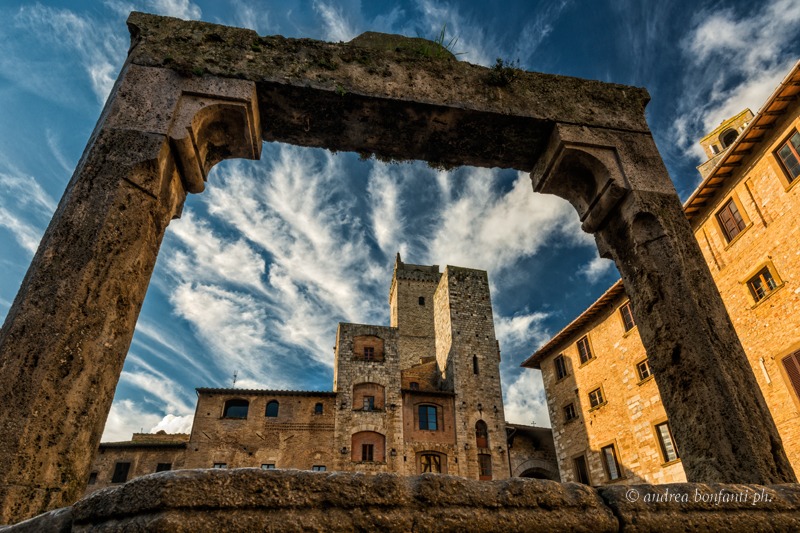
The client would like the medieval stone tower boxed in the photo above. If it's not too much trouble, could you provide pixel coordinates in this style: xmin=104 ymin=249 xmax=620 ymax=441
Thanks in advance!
xmin=86 ymin=255 xmax=558 ymax=494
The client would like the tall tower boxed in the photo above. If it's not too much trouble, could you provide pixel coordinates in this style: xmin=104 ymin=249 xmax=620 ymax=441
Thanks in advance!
xmin=388 ymin=254 xmax=441 ymax=371
xmin=433 ymin=266 xmax=508 ymax=480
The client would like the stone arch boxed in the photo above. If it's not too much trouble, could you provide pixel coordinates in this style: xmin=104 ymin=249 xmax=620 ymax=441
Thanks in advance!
xmin=0 ymin=13 xmax=793 ymax=523
xmin=513 ymin=458 xmax=560 ymax=480
xmin=352 ymin=382 xmax=385 ymax=410
xmin=719 ymin=128 xmax=739 ymax=149
xmin=533 ymin=143 xmax=629 ymax=234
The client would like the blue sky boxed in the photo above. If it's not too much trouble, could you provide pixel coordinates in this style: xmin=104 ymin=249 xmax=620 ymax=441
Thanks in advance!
xmin=0 ymin=0 xmax=798 ymax=440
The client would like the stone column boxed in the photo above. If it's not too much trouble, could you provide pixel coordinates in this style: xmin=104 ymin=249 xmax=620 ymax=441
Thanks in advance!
xmin=0 ymin=63 xmax=260 ymax=524
xmin=531 ymin=124 xmax=796 ymax=485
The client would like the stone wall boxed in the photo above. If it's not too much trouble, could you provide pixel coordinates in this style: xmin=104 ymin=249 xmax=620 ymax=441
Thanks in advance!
xmin=333 ymin=323 xmax=404 ymax=473
xmin=435 ymin=267 xmax=509 ymax=480
xmin=8 ymin=470 xmax=800 ymax=532
xmin=184 ymin=390 xmax=337 ymax=471
xmin=692 ymin=106 xmax=800 ymax=471
xmin=528 ymin=96 xmax=800 ymax=486
xmin=537 ymin=295 xmax=686 ymax=485
xmin=83 ymin=435 xmax=188 ymax=495
xmin=389 ymin=260 xmax=441 ymax=371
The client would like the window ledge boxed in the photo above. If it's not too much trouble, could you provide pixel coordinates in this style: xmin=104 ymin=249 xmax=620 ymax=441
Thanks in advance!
xmin=749 ymin=282 xmax=786 ymax=309
xmin=661 ymin=458 xmax=682 ymax=468
xmin=622 ymin=325 xmax=638 ymax=338
xmin=578 ymin=357 xmax=596 ymax=369
xmin=588 ymin=401 xmax=607 ymax=412
xmin=722 ymin=221 xmax=753 ymax=251
xmin=637 ymin=375 xmax=654 ymax=386
xmin=605 ymin=476 xmax=627 ymax=484
xmin=782 ymin=175 xmax=800 ymax=193
xmin=354 ymin=408 xmax=384 ymax=413
xmin=554 ymin=375 xmax=570 ymax=384
xmin=564 ymin=417 xmax=580 ymax=425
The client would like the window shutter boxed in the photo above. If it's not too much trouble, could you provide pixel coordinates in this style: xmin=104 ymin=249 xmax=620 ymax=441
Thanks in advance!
xmin=782 ymin=351 xmax=800 ymax=400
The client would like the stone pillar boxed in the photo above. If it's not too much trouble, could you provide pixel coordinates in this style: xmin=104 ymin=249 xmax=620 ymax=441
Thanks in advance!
xmin=0 ymin=63 xmax=260 ymax=524
xmin=531 ymin=124 xmax=796 ymax=485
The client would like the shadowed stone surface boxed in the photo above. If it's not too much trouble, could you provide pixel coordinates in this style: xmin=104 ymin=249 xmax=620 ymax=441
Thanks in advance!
xmin=0 ymin=11 xmax=794 ymax=524
xmin=3 ymin=471 xmax=800 ymax=532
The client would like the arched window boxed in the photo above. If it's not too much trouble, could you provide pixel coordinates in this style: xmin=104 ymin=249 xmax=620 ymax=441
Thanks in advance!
xmin=351 ymin=431 xmax=385 ymax=462
xmin=223 ymin=399 xmax=249 ymax=419
xmin=475 ymin=420 xmax=489 ymax=448
xmin=314 ymin=402 xmax=323 ymax=415
xmin=418 ymin=404 xmax=438 ymax=431
xmin=265 ymin=400 xmax=279 ymax=418
xmin=417 ymin=451 xmax=447 ymax=474
xmin=353 ymin=382 xmax=385 ymax=411
xmin=720 ymin=129 xmax=738 ymax=148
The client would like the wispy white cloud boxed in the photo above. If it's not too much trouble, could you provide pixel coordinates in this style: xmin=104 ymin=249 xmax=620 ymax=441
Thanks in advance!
xmin=230 ymin=0 xmax=273 ymax=34
xmin=102 ymin=399 xmax=163 ymax=442
xmin=45 ymin=129 xmax=75 ymax=175
xmin=367 ymin=163 xmax=408 ymax=258
xmin=148 ymin=0 xmax=201 ymax=20
xmin=14 ymin=5 xmax=127 ymax=103
xmin=426 ymin=169 xmax=585 ymax=273
xmin=169 ymin=282 xmax=286 ymax=384
xmin=313 ymin=0 xmax=357 ymax=42
xmin=672 ymin=0 xmax=800 ymax=166
xmin=150 ymin=413 xmax=193 ymax=434
xmin=495 ymin=311 xmax=551 ymax=352
xmin=0 ymin=171 xmax=56 ymax=254
xmin=578 ymin=255 xmax=615 ymax=284
xmin=166 ymin=210 xmax=267 ymax=293
xmin=503 ymin=371 xmax=551 ymax=427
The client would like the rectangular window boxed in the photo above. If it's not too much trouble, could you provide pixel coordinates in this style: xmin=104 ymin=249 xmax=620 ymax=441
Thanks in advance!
xmin=601 ymin=444 xmax=622 ymax=481
xmin=554 ymin=354 xmax=568 ymax=380
xmin=419 ymin=296 xmax=425 ymax=305
xmin=419 ymin=405 xmax=438 ymax=430
xmin=213 ymin=463 xmax=227 ymax=469
xmin=781 ymin=350 xmax=800 ymax=401
xmin=655 ymin=422 xmax=679 ymax=463
xmin=363 ymin=396 xmax=375 ymax=411
xmin=777 ymin=130 xmax=800 ymax=183
xmin=588 ymin=387 xmax=605 ymax=409
xmin=362 ymin=443 xmax=374 ymax=462
xmin=747 ymin=266 xmax=778 ymax=302
xmin=563 ymin=403 xmax=577 ymax=422
xmin=363 ymin=346 xmax=375 ymax=361
xmin=716 ymin=198 xmax=746 ymax=242
xmin=478 ymin=454 xmax=492 ymax=480
xmin=573 ymin=455 xmax=591 ymax=485
xmin=577 ymin=336 xmax=593 ymax=364
xmin=111 ymin=462 xmax=131 ymax=483
xmin=155 ymin=463 xmax=172 ymax=472
xmin=312 ymin=465 xmax=326 ymax=471
xmin=261 ymin=463 xmax=276 ymax=470
xmin=636 ymin=359 xmax=652 ymax=381
xmin=88 ymin=472 xmax=98 ymax=485
xmin=620 ymin=302 xmax=635 ymax=332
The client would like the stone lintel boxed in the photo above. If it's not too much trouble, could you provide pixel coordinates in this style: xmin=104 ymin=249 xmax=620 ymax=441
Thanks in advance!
xmin=125 ymin=12 xmax=651 ymax=170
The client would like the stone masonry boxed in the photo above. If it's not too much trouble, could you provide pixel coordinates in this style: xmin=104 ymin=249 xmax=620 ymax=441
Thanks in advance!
xmin=80 ymin=256 xmax=557 ymax=495
xmin=0 ymin=11 xmax=794 ymax=523
xmin=524 ymin=62 xmax=800 ymax=486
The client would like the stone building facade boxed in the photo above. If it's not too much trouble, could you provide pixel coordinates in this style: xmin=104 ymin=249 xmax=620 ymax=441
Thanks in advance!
xmin=522 ymin=61 xmax=800 ymax=486
xmin=86 ymin=258 xmax=558 ymax=493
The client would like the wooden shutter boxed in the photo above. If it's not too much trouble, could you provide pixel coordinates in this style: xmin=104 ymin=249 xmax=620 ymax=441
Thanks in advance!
xmin=782 ymin=351 xmax=800 ymax=400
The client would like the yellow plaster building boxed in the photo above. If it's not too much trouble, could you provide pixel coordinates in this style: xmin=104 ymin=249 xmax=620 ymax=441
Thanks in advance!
xmin=523 ymin=61 xmax=800 ymax=486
